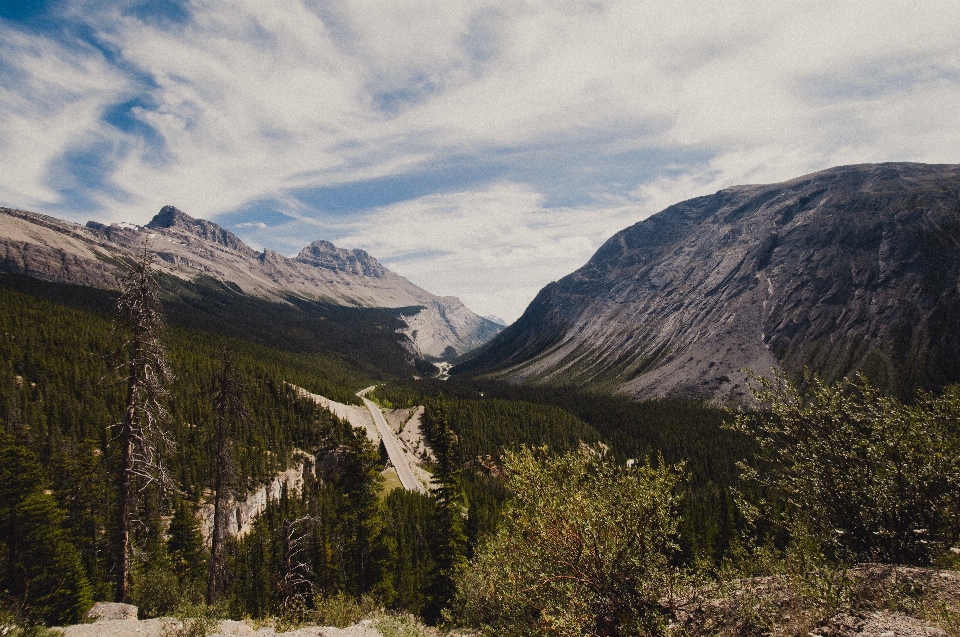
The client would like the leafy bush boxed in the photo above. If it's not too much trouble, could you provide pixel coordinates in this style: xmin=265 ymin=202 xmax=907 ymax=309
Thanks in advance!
xmin=731 ymin=372 xmax=960 ymax=564
xmin=161 ymin=602 xmax=224 ymax=637
xmin=452 ymin=445 xmax=686 ymax=636
xmin=373 ymin=611 xmax=436 ymax=637
xmin=312 ymin=592 xmax=379 ymax=628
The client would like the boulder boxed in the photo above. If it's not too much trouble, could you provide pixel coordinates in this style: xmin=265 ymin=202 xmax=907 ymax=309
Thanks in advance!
xmin=86 ymin=602 xmax=139 ymax=621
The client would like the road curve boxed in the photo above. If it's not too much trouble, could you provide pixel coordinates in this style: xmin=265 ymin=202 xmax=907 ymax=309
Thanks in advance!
xmin=359 ymin=392 xmax=426 ymax=494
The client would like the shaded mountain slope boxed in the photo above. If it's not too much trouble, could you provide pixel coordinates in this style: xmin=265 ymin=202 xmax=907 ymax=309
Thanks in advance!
xmin=455 ymin=163 xmax=960 ymax=401
xmin=0 ymin=205 xmax=501 ymax=362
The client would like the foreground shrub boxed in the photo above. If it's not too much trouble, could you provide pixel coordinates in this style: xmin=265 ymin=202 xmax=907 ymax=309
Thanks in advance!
xmin=452 ymin=445 xmax=686 ymax=636
xmin=732 ymin=373 xmax=960 ymax=565
xmin=312 ymin=592 xmax=379 ymax=628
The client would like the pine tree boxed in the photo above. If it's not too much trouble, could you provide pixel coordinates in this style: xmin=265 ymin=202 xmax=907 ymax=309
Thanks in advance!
xmin=114 ymin=246 xmax=174 ymax=602
xmin=424 ymin=395 xmax=467 ymax=624
xmin=0 ymin=432 xmax=92 ymax=626
xmin=168 ymin=500 xmax=207 ymax=586
xmin=337 ymin=431 xmax=393 ymax=600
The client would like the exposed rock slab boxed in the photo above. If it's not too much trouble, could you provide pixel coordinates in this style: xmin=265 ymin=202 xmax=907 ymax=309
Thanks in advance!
xmin=199 ymin=456 xmax=312 ymax=541
xmin=86 ymin=602 xmax=139 ymax=621
xmin=457 ymin=163 xmax=960 ymax=401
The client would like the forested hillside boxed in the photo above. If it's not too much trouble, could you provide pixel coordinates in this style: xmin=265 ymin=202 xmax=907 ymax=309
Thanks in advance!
xmin=371 ymin=379 xmax=751 ymax=562
xmin=0 ymin=279 xmax=378 ymax=616
xmin=5 ymin=258 xmax=957 ymax=637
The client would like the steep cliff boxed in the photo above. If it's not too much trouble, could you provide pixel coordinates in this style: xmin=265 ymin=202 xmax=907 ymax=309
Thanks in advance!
xmin=456 ymin=163 xmax=960 ymax=401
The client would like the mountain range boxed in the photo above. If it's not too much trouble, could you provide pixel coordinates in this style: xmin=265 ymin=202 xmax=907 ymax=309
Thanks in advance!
xmin=4 ymin=162 xmax=959 ymax=402
xmin=455 ymin=162 xmax=960 ymax=401
xmin=0 ymin=205 xmax=501 ymax=366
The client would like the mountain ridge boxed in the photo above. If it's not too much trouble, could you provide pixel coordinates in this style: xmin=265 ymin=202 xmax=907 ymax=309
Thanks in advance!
xmin=0 ymin=205 xmax=501 ymax=361
xmin=455 ymin=162 xmax=960 ymax=401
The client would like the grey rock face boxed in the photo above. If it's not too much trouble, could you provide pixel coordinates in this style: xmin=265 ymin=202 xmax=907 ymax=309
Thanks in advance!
xmin=146 ymin=205 xmax=256 ymax=256
xmin=86 ymin=601 xmax=139 ymax=621
xmin=295 ymin=240 xmax=388 ymax=278
xmin=457 ymin=163 xmax=960 ymax=401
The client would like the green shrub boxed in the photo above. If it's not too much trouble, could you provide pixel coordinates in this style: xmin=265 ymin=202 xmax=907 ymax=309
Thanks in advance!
xmin=732 ymin=372 xmax=960 ymax=565
xmin=373 ymin=611 xmax=435 ymax=637
xmin=452 ymin=445 xmax=686 ymax=636
xmin=161 ymin=602 xmax=225 ymax=637
xmin=312 ymin=592 xmax=379 ymax=628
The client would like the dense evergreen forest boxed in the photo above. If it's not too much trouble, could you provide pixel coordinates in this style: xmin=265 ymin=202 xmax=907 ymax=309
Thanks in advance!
xmin=0 ymin=275 xmax=760 ymax=622
xmin=370 ymin=378 xmax=753 ymax=563
xmin=0 ymin=280 xmax=383 ymax=619
xmin=0 ymin=271 xmax=822 ymax=631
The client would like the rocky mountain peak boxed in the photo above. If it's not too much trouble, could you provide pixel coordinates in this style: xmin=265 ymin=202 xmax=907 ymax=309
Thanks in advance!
xmin=146 ymin=205 xmax=194 ymax=229
xmin=146 ymin=205 xmax=252 ymax=255
xmin=0 ymin=205 xmax=503 ymax=362
xmin=295 ymin=240 xmax=387 ymax=278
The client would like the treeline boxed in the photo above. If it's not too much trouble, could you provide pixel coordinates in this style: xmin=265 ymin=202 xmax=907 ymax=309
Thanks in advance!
xmin=0 ymin=272 xmax=423 ymax=381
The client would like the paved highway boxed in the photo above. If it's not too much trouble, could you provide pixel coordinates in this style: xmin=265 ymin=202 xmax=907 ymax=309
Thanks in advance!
xmin=359 ymin=390 xmax=426 ymax=494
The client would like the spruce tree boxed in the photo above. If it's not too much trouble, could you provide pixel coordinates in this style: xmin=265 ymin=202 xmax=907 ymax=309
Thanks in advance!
xmin=0 ymin=432 xmax=92 ymax=626
xmin=424 ymin=395 xmax=467 ymax=624
xmin=168 ymin=500 xmax=207 ymax=587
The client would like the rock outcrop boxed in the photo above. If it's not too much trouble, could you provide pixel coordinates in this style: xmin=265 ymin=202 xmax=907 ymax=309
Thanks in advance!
xmin=456 ymin=163 xmax=960 ymax=401
xmin=199 ymin=456 xmax=312 ymax=541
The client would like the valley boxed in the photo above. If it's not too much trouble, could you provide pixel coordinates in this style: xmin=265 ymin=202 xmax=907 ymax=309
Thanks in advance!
xmin=1 ymin=162 xmax=959 ymax=636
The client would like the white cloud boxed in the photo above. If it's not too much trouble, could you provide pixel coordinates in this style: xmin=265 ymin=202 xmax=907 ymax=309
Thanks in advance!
xmin=0 ymin=26 xmax=133 ymax=215
xmin=326 ymin=181 xmax=643 ymax=321
xmin=1 ymin=0 xmax=959 ymax=316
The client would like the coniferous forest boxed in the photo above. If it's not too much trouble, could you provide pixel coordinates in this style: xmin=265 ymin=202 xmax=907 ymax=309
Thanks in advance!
xmin=3 ymin=266 xmax=960 ymax=636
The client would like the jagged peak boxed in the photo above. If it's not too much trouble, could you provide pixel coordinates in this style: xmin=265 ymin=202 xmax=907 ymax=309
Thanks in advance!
xmin=295 ymin=240 xmax=387 ymax=278
xmin=145 ymin=206 xmax=254 ymax=256
xmin=146 ymin=205 xmax=195 ymax=229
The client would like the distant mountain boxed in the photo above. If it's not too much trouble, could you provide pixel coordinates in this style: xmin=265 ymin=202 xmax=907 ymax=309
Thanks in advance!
xmin=455 ymin=163 xmax=960 ymax=401
xmin=0 ymin=205 xmax=501 ymax=363
xmin=484 ymin=315 xmax=508 ymax=327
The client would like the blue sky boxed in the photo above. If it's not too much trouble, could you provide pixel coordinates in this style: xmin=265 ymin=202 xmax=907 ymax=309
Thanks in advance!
xmin=2 ymin=0 xmax=959 ymax=321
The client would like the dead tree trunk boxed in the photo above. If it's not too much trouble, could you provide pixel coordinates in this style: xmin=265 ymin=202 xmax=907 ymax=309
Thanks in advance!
xmin=206 ymin=350 xmax=245 ymax=604
xmin=113 ymin=246 xmax=173 ymax=602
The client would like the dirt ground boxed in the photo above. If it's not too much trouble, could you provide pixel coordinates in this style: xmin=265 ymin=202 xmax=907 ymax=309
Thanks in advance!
xmin=55 ymin=617 xmax=384 ymax=637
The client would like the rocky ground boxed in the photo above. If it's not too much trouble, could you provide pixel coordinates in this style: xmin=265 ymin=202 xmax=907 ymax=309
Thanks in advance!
xmin=52 ymin=604 xmax=409 ymax=637
xmin=679 ymin=564 xmax=960 ymax=637
xmin=50 ymin=565 xmax=960 ymax=637
xmin=55 ymin=618 xmax=384 ymax=637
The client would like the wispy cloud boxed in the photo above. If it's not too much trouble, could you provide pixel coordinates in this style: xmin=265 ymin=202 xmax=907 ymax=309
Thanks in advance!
xmin=1 ymin=0 xmax=959 ymax=319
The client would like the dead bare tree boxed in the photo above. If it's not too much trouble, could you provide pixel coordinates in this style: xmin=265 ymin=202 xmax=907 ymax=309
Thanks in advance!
xmin=278 ymin=516 xmax=318 ymax=621
xmin=114 ymin=246 xmax=175 ymax=602
xmin=206 ymin=348 xmax=247 ymax=604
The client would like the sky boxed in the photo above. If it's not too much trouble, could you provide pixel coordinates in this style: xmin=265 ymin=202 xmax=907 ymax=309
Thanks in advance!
xmin=2 ymin=1 xmax=959 ymax=322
